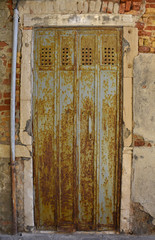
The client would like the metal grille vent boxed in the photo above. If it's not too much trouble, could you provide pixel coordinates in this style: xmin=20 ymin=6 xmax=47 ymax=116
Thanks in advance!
xmin=62 ymin=48 xmax=69 ymax=65
xmin=103 ymin=47 xmax=115 ymax=65
xmin=40 ymin=47 xmax=52 ymax=67
xmin=82 ymin=48 xmax=92 ymax=65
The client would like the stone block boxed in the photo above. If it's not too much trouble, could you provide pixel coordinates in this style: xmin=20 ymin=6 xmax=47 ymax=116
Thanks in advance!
xmin=123 ymin=78 xmax=132 ymax=147
xmin=120 ymin=148 xmax=132 ymax=233
xmin=123 ymin=27 xmax=138 ymax=78
xmin=113 ymin=3 xmax=119 ymax=14
xmin=102 ymin=1 xmax=108 ymax=13
xmin=89 ymin=1 xmax=96 ymax=13
xmin=77 ymin=0 xmax=84 ymax=13
xmin=95 ymin=0 xmax=101 ymax=12
xmin=21 ymin=30 xmax=32 ymax=101
xmin=24 ymin=157 xmax=34 ymax=229
xmin=107 ymin=2 xmax=113 ymax=14
xmin=83 ymin=1 xmax=89 ymax=13
xmin=20 ymin=100 xmax=31 ymax=130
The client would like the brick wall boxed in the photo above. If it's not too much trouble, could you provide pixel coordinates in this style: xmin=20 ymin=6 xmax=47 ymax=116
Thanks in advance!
xmin=136 ymin=0 xmax=155 ymax=53
xmin=0 ymin=0 xmax=20 ymax=145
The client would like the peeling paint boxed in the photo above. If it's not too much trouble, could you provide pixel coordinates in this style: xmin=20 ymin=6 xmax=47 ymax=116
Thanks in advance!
xmin=24 ymin=119 xmax=32 ymax=137
xmin=123 ymin=37 xmax=130 ymax=54
xmin=123 ymin=125 xmax=131 ymax=139
xmin=131 ymin=202 xmax=155 ymax=234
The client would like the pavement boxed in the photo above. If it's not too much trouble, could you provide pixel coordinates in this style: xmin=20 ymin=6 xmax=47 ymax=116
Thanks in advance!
xmin=0 ymin=233 xmax=155 ymax=240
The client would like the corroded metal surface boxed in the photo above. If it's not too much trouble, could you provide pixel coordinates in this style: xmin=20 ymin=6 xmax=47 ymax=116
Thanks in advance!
xmin=33 ymin=28 xmax=122 ymax=231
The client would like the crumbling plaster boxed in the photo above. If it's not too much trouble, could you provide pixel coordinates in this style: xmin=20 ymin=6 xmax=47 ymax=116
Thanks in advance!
xmin=132 ymin=53 xmax=155 ymax=229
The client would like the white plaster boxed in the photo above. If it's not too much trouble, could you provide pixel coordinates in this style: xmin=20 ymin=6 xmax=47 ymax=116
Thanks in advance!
xmin=133 ymin=54 xmax=155 ymax=143
xmin=20 ymin=130 xmax=32 ymax=146
xmin=132 ymin=147 xmax=155 ymax=219
xmin=24 ymin=157 xmax=34 ymax=229
xmin=0 ymin=144 xmax=31 ymax=158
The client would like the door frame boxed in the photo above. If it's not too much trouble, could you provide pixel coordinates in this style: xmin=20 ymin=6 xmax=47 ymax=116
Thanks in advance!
xmin=19 ymin=13 xmax=138 ymax=233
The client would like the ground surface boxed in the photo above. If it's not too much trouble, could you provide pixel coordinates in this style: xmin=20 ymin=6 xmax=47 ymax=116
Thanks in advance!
xmin=0 ymin=233 xmax=155 ymax=240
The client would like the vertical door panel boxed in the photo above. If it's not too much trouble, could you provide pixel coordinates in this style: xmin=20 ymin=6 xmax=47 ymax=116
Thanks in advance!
xmin=99 ymin=71 xmax=117 ymax=226
xmin=98 ymin=31 xmax=121 ymax=228
xmin=77 ymin=33 xmax=96 ymax=229
xmin=57 ymin=32 xmax=75 ymax=226
xmin=34 ymin=31 xmax=56 ymax=228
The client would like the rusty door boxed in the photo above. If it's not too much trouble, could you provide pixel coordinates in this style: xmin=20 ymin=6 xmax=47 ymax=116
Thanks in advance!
xmin=33 ymin=28 xmax=122 ymax=231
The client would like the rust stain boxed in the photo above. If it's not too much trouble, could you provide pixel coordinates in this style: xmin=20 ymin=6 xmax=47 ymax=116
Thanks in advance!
xmin=33 ymin=28 xmax=122 ymax=231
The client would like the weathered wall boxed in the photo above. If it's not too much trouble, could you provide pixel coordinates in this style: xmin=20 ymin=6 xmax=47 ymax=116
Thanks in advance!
xmin=0 ymin=0 xmax=13 ymax=234
xmin=132 ymin=54 xmax=155 ymax=234
xmin=0 ymin=0 xmax=155 ymax=235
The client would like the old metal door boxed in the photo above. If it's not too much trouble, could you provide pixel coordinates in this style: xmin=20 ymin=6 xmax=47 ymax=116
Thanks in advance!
xmin=33 ymin=28 xmax=122 ymax=231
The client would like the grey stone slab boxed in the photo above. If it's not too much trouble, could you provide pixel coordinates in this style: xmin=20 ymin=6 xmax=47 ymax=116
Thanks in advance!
xmin=0 ymin=234 xmax=155 ymax=240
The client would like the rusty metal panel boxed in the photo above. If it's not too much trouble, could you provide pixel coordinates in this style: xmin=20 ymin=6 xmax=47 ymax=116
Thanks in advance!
xmin=57 ymin=31 xmax=76 ymax=228
xmin=33 ymin=28 xmax=122 ymax=231
xmin=33 ymin=30 xmax=56 ymax=229
xmin=97 ymin=30 xmax=122 ymax=229
xmin=77 ymin=32 xmax=96 ymax=230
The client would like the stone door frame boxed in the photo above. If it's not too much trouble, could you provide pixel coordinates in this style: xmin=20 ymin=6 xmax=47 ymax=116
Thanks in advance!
xmin=19 ymin=13 xmax=138 ymax=233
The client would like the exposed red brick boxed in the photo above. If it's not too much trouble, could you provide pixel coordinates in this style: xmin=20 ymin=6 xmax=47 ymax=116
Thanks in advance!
xmin=6 ymin=0 xmax=13 ymax=16
xmin=134 ymin=135 xmax=145 ymax=146
xmin=3 ymin=92 xmax=11 ymax=98
xmin=133 ymin=2 xmax=141 ymax=6
xmin=146 ymin=0 xmax=155 ymax=2
xmin=138 ymin=30 xmax=152 ymax=36
xmin=132 ymin=0 xmax=143 ymax=2
xmin=23 ymin=27 xmax=33 ymax=30
xmin=119 ymin=3 xmax=125 ymax=13
xmin=133 ymin=135 xmax=152 ymax=147
xmin=7 ymin=63 xmax=12 ymax=68
xmin=4 ymin=99 xmax=10 ymax=105
xmin=125 ymin=1 xmax=132 ymax=11
xmin=3 ymin=79 xmax=10 ymax=85
xmin=1 ymin=56 xmax=7 ymax=66
xmin=139 ymin=46 xmax=150 ymax=52
xmin=7 ymin=48 xmax=12 ymax=53
xmin=16 ymin=73 xmax=21 ymax=79
xmin=15 ymin=118 xmax=19 ymax=123
xmin=136 ymin=22 xmax=145 ymax=30
xmin=132 ymin=5 xmax=140 ymax=10
xmin=145 ymin=26 xmax=155 ymax=30
xmin=0 ymin=105 xmax=10 ymax=111
xmin=102 ymin=2 xmax=108 ymax=13
xmin=16 ymin=63 xmax=20 ymax=68
xmin=0 ymin=41 xmax=8 ymax=47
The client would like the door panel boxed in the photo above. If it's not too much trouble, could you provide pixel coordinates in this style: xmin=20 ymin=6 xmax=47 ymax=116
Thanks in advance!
xmin=33 ymin=31 xmax=56 ymax=228
xmin=33 ymin=28 xmax=122 ymax=231
xmin=77 ymin=33 xmax=96 ymax=229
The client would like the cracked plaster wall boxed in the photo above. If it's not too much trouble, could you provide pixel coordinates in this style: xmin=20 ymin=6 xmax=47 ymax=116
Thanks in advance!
xmin=132 ymin=54 xmax=155 ymax=234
